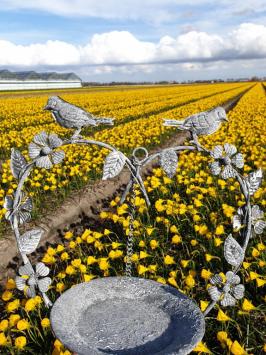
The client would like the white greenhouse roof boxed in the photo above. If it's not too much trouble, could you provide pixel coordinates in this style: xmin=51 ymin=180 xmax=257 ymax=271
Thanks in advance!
xmin=0 ymin=70 xmax=82 ymax=82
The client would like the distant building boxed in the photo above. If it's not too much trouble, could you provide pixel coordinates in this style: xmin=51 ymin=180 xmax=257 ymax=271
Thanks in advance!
xmin=0 ymin=70 xmax=82 ymax=91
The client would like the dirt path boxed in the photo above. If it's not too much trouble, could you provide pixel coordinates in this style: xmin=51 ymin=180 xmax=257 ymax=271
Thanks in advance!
xmin=0 ymin=92 xmax=247 ymax=284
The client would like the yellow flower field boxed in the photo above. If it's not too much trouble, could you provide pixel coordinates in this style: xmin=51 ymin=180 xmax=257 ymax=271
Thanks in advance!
xmin=0 ymin=82 xmax=252 ymax=223
xmin=0 ymin=83 xmax=265 ymax=354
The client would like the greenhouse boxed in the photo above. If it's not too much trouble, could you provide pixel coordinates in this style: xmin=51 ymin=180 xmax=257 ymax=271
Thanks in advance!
xmin=0 ymin=70 xmax=82 ymax=90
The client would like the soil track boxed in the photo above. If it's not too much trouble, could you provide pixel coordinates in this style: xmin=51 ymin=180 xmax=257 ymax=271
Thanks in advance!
xmin=0 ymin=90 xmax=248 ymax=284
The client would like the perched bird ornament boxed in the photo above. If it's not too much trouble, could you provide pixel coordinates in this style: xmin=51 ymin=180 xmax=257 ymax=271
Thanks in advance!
xmin=163 ymin=107 xmax=228 ymax=150
xmin=44 ymin=96 xmax=114 ymax=139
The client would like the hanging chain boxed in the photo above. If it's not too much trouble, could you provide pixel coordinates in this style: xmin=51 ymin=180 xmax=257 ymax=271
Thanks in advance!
xmin=125 ymin=181 xmax=136 ymax=277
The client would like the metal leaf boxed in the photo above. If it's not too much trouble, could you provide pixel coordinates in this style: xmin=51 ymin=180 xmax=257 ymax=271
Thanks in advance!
xmin=102 ymin=151 xmax=126 ymax=180
xmin=28 ymin=142 xmax=41 ymax=159
xmin=231 ymin=153 xmax=244 ymax=168
xmin=37 ymin=277 xmax=52 ymax=292
xmin=251 ymin=205 xmax=264 ymax=220
xmin=18 ymin=262 xmax=34 ymax=276
xmin=19 ymin=229 xmax=43 ymax=254
xmin=20 ymin=194 xmax=33 ymax=212
xmin=210 ymin=145 xmax=223 ymax=159
xmin=3 ymin=195 xmax=13 ymax=211
xmin=33 ymin=131 xmax=48 ymax=147
xmin=220 ymin=293 xmax=236 ymax=307
xmin=225 ymin=271 xmax=240 ymax=285
xmin=10 ymin=148 xmax=28 ymax=180
xmin=36 ymin=262 xmax=50 ymax=277
xmin=254 ymin=220 xmax=266 ymax=235
xmin=51 ymin=150 xmax=65 ymax=165
xmin=209 ymin=161 xmax=221 ymax=175
xmin=221 ymin=164 xmax=236 ymax=179
xmin=233 ymin=284 xmax=245 ymax=300
xmin=36 ymin=156 xmax=53 ymax=169
xmin=224 ymin=143 xmax=237 ymax=156
xmin=28 ymin=275 xmax=37 ymax=286
xmin=224 ymin=234 xmax=244 ymax=267
xmin=237 ymin=206 xmax=245 ymax=216
xmin=18 ymin=211 xmax=32 ymax=225
xmin=159 ymin=149 xmax=178 ymax=178
xmin=15 ymin=276 xmax=26 ymax=291
xmin=48 ymin=133 xmax=63 ymax=149
xmin=208 ymin=286 xmax=221 ymax=301
xmin=210 ymin=274 xmax=223 ymax=285
xmin=245 ymin=168 xmax=263 ymax=195
xmin=4 ymin=210 xmax=12 ymax=222
xmin=26 ymin=285 xmax=36 ymax=298
xmin=232 ymin=214 xmax=242 ymax=230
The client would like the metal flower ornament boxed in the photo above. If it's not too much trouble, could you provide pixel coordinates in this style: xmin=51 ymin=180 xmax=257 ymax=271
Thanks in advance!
xmin=28 ymin=131 xmax=65 ymax=169
xmin=209 ymin=143 xmax=244 ymax=179
xmin=233 ymin=204 xmax=266 ymax=236
xmin=208 ymin=271 xmax=245 ymax=307
xmin=3 ymin=96 xmax=265 ymax=354
xmin=15 ymin=262 xmax=52 ymax=307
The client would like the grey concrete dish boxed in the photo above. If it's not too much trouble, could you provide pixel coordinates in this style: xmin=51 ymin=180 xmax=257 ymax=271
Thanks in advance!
xmin=50 ymin=276 xmax=205 ymax=355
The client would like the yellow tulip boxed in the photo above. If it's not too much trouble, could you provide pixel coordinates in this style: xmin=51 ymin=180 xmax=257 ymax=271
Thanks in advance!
xmin=217 ymin=309 xmax=231 ymax=322
xmin=17 ymin=319 xmax=30 ymax=331
xmin=41 ymin=318 xmax=50 ymax=328
xmin=242 ymin=299 xmax=256 ymax=312
xmin=164 ymin=255 xmax=175 ymax=265
xmin=200 ymin=301 xmax=209 ymax=312
xmin=15 ymin=336 xmax=27 ymax=349
xmin=185 ymin=275 xmax=195 ymax=288
xmin=230 ymin=340 xmax=247 ymax=355
xmin=192 ymin=341 xmax=212 ymax=353
xmin=0 ymin=320 xmax=8 ymax=332
xmin=0 ymin=333 xmax=8 ymax=346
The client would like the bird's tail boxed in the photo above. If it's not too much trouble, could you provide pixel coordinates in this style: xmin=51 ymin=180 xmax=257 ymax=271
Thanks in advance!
xmin=96 ymin=117 xmax=114 ymax=125
xmin=163 ymin=119 xmax=185 ymax=127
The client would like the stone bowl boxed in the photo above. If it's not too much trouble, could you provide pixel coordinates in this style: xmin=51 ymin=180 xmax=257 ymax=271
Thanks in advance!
xmin=50 ymin=276 xmax=205 ymax=355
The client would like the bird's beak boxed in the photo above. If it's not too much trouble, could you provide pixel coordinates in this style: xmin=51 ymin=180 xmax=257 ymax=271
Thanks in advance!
xmin=43 ymin=105 xmax=50 ymax=110
xmin=223 ymin=116 xmax=229 ymax=122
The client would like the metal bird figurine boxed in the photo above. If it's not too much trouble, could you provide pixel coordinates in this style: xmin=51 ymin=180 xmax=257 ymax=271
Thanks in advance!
xmin=163 ymin=107 xmax=228 ymax=150
xmin=44 ymin=96 xmax=114 ymax=139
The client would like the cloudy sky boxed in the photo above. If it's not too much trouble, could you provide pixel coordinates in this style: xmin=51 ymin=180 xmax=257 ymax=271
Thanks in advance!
xmin=0 ymin=0 xmax=266 ymax=81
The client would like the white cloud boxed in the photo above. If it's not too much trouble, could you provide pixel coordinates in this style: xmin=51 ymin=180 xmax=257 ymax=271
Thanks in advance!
xmin=0 ymin=23 xmax=266 ymax=68
xmin=0 ymin=40 xmax=80 ymax=66
xmin=80 ymin=31 xmax=155 ymax=64
xmin=229 ymin=23 xmax=266 ymax=58
xmin=156 ymin=31 xmax=225 ymax=61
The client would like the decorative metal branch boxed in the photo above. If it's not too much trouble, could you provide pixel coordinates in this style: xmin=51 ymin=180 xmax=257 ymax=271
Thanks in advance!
xmin=5 ymin=130 xmax=155 ymax=306
xmin=203 ymin=153 xmax=264 ymax=316
xmin=5 ymin=132 xmax=135 ymax=307
xmin=116 ymin=133 xmax=264 ymax=317
xmin=3 ymin=96 xmax=264 ymax=321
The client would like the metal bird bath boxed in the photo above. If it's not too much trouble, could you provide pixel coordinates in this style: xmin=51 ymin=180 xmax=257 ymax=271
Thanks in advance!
xmin=4 ymin=98 xmax=265 ymax=355
xmin=50 ymin=277 xmax=205 ymax=355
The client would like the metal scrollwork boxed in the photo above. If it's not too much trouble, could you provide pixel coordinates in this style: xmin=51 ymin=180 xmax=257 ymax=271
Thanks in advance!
xmin=3 ymin=97 xmax=264 ymax=319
